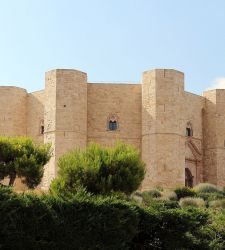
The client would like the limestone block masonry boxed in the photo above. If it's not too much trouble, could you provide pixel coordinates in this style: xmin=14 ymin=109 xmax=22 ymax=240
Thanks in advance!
xmin=1 ymin=68 xmax=225 ymax=190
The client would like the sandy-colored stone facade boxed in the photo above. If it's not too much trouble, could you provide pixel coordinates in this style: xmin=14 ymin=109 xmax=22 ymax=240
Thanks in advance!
xmin=1 ymin=68 xmax=225 ymax=189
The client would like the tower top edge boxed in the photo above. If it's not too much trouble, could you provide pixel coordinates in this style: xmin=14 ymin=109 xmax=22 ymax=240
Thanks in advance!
xmin=46 ymin=68 xmax=87 ymax=75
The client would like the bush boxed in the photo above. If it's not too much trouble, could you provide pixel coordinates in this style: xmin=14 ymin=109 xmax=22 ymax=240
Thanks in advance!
xmin=198 ymin=192 xmax=225 ymax=202
xmin=0 ymin=186 xmax=210 ymax=250
xmin=142 ymin=189 xmax=161 ymax=198
xmin=209 ymin=199 xmax=225 ymax=209
xmin=147 ymin=199 xmax=179 ymax=210
xmin=179 ymin=197 xmax=206 ymax=208
xmin=50 ymin=142 xmax=145 ymax=195
xmin=194 ymin=183 xmax=219 ymax=193
xmin=130 ymin=191 xmax=143 ymax=204
xmin=161 ymin=191 xmax=177 ymax=201
xmin=206 ymin=210 xmax=225 ymax=249
xmin=0 ymin=186 xmax=139 ymax=250
xmin=132 ymin=206 xmax=209 ymax=249
xmin=174 ymin=186 xmax=196 ymax=200
xmin=140 ymin=189 xmax=162 ymax=206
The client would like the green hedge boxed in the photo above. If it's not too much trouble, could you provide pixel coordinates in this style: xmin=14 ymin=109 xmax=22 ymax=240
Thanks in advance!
xmin=0 ymin=186 xmax=209 ymax=250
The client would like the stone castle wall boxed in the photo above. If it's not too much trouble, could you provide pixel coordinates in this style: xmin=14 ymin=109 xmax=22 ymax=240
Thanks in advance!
xmin=1 ymin=68 xmax=225 ymax=189
xmin=87 ymin=83 xmax=142 ymax=149
xmin=27 ymin=90 xmax=45 ymax=143
xmin=0 ymin=87 xmax=27 ymax=136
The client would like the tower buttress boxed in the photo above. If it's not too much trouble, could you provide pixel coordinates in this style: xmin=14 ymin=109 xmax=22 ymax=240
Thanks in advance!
xmin=42 ymin=69 xmax=87 ymax=189
xmin=142 ymin=69 xmax=185 ymax=188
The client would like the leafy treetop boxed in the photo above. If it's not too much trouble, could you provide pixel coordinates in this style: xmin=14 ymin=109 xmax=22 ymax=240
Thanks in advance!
xmin=0 ymin=137 xmax=51 ymax=188
xmin=50 ymin=142 xmax=145 ymax=196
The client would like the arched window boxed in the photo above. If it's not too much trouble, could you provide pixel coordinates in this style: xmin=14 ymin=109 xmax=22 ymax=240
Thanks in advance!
xmin=40 ymin=120 xmax=44 ymax=135
xmin=108 ymin=115 xmax=118 ymax=131
xmin=186 ymin=122 xmax=193 ymax=137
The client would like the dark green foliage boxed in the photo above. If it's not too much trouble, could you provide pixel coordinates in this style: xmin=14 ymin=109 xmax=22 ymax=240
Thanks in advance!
xmin=198 ymin=192 xmax=225 ymax=202
xmin=0 ymin=186 xmax=211 ymax=250
xmin=206 ymin=210 xmax=225 ymax=249
xmin=132 ymin=207 xmax=209 ymax=250
xmin=146 ymin=199 xmax=179 ymax=210
xmin=0 ymin=186 xmax=139 ymax=250
xmin=50 ymin=142 xmax=145 ymax=195
xmin=0 ymin=184 xmax=14 ymax=200
xmin=174 ymin=186 xmax=196 ymax=200
xmin=0 ymin=137 xmax=51 ymax=188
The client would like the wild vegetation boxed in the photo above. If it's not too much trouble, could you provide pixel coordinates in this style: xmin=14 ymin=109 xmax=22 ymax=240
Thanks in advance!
xmin=1 ymin=139 xmax=225 ymax=249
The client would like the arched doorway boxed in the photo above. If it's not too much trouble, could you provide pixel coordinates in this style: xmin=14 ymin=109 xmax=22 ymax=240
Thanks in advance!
xmin=185 ymin=140 xmax=202 ymax=187
xmin=185 ymin=168 xmax=193 ymax=188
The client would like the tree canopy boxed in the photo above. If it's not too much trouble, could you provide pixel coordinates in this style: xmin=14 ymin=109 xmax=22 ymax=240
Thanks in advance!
xmin=0 ymin=137 xmax=51 ymax=188
xmin=50 ymin=142 xmax=145 ymax=195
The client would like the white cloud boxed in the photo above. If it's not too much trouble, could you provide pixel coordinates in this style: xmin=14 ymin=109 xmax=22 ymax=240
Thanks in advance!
xmin=206 ymin=77 xmax=225 ymax=91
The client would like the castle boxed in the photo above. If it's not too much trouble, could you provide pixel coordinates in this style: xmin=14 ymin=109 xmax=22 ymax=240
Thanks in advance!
xmin=1 ymin=68 xmax=225 ymax=190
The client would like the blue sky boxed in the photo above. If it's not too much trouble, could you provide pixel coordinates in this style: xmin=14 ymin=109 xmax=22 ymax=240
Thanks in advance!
xmin=0 ymin=0 xmax=225 ymax=94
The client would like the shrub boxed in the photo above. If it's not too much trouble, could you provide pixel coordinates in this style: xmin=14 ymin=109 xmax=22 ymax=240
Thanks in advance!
xmin=147 ymin=199 xmax=179 ymax=210
xmin=0 ymin=186 xmax=139 ymax=250
xmin=140 ymin=189 xmax=162 ymax=206
xmin=206 ymin=210 xmax=225 ymax=249
xmin=161 ymin=191 xmax=177 ymax=201
xmin=198 ymin=192 xmax=225 ymax=202
xmin=174 ymin=186 xmax=196 ymax=200
xmin=50 ymin=142 xmax=145 ymax=195
xmin=194 ymin=183 xmax=219 ymax=193
xmin=209 ymin=199 xmax=225 ymax=209
xmin=130 ymin=191 xmax=143 ymax=204
xmin=0 ymin=186 xmax=209 ymax=250
xmin=179 ymin=197 xmax=206 ymax=208
xmin=132 ymin=206 xmax=209 ymax=249
xmin=142 ymin=189 xmax=161 ymax=198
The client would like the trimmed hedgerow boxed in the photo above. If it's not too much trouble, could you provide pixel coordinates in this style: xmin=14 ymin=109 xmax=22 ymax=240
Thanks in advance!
xmin=0 ymin=188 xmax=139 ymax=250
xmin=132 ymin=206 xmax=209 ymax=250
xmin=0 ymin=186 xmax=209 ymax=250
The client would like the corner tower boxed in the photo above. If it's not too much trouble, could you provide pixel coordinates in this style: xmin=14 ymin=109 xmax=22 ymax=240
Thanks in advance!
xmin=203 ymin=89 xmax=225 ymax=187
xmin=142 ymin=69 xmax=185 ymax=189
xmin=42 ymin=69 xmax=87 ymax=189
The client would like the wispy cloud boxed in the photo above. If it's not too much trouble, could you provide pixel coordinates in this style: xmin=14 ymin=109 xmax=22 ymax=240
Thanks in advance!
xmin=206 ymin=77 xmax=225 ymax=91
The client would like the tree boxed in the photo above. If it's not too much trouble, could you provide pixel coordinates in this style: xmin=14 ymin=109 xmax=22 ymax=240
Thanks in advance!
xmin=0 ymin=137 xmax=51 ymax=188
xmin=50 ymin=142 xmax=145 ymax=196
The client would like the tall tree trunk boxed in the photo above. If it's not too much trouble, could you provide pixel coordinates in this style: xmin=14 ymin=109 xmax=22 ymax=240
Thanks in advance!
xmin=9 ymin=172 xmax=16 ymax=186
